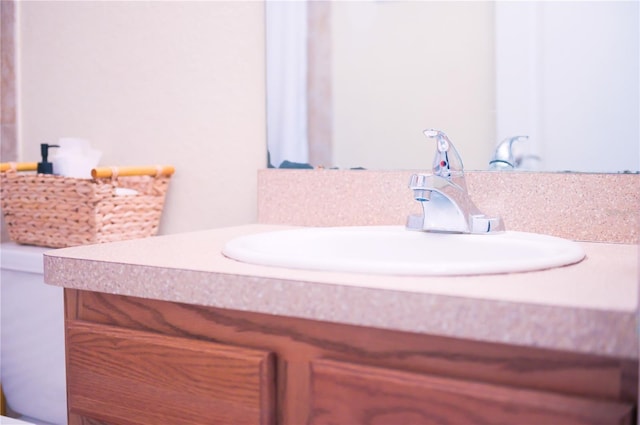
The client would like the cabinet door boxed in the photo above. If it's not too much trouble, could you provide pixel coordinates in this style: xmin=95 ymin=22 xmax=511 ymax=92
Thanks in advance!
xmin=309 ymin=358 xmax=634 ymax=425
xmin=66 ymin=320 xmax=275 ymax=425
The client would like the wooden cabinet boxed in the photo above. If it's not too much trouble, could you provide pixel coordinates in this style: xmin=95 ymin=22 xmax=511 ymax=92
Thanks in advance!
xmin=309 ymin=358 xmax=633 ymax=425
xmin=64 ymin=290 xmax=637 ymax=425
xmin=66 ymin=321 xmax=275 ymax=425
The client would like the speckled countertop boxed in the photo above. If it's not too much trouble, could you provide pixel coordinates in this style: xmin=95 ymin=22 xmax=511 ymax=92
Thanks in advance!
xmin=44 ymin=223 xmax=638 ymax=360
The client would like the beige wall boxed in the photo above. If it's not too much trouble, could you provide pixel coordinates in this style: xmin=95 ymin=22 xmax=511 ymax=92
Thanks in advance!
xmin=17 ymin=1 xmax=266 ymax=235
xmin=331 ymin=2 xmax=495 ymax=170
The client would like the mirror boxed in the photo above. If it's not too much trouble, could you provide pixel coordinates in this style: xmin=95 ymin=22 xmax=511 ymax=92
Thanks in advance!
xmin=266 ymin=1 xmax=639 ymax=172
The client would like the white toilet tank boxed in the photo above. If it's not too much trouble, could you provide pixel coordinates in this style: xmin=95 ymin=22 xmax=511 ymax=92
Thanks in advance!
xmin=1 ymin=243 xmax=67 ymax=425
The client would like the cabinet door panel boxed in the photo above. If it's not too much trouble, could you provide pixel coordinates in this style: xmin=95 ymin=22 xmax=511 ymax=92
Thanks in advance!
xmin=66 ymin=320 xmax=275 ymax=425
xmin=309 ymin=358 xmax=634 ymax=425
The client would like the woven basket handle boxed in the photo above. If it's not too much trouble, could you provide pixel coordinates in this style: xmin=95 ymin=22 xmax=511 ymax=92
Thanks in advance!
xmin=0 ymin=162 xmax=38 ymax=172
xmin=1 ymin=163 xmax=175 ymax=179
xmin=91 ymin=166 xmax=175 ymax=179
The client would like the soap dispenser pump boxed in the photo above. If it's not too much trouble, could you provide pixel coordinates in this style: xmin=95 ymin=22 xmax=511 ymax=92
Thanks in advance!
xmin=37 ymin=143 xmax=60 ymax=174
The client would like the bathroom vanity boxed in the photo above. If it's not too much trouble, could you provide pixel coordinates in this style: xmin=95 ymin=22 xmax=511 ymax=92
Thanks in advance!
xmin=44 ymin=223 xmax=638 ymax=425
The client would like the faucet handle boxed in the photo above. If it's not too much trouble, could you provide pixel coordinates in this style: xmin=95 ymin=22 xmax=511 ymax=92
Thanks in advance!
xmin=423 ymin=129 xmax=464 ymax=178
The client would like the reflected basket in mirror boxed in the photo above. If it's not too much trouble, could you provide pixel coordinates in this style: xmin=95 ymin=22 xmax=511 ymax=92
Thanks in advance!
xmin=0 ymin=163 xmax=175 ymax=248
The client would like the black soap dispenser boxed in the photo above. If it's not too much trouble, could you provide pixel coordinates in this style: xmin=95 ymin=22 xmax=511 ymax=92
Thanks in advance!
xmin=37 ymin=143 xmax=59 ymax=174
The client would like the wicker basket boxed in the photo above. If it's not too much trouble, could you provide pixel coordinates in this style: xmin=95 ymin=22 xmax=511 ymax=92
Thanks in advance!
xmin=0 ymin=164 xmax=174 ymax=248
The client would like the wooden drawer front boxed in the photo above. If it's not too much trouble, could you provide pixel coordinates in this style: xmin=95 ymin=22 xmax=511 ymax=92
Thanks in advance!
xmin=309 ymin=358 xmax=634 ymax=425
xmin=66 ymin=320 xmax=275 ymax=425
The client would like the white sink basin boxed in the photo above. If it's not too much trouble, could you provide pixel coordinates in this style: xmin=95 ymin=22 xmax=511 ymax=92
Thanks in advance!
xmin=222 ymin=226 xmax=586 ymax=276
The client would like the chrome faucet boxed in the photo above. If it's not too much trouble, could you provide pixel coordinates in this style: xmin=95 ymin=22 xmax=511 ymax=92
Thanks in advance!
xmin=489 ymin=135 xmax=541 ymax=170
xmin=406 ymin=129 xmax=504 ymax=234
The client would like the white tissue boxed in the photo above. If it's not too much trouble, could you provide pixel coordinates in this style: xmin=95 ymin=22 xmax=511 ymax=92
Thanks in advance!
xmin=51 ymin=137 xmax=102 ymax=179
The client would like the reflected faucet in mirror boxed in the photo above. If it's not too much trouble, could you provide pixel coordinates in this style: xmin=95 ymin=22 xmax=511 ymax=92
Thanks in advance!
xmin=489 ymin=136 xmax=541 ymax=171
xmin=407 ymin=129 xmax=504 ymax=234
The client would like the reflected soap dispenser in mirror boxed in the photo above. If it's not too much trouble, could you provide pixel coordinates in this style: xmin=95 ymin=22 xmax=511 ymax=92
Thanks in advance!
xmin=407 ymin=129 xmax=504 ymax=234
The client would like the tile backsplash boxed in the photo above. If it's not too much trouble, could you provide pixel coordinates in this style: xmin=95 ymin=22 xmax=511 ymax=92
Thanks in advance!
xmin=258 ymin=169 xmax=639 ymax=244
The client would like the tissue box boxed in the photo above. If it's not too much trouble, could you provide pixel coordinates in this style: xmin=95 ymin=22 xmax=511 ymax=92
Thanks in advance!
xmin=0 ymin=166 xmax=173 ymax=248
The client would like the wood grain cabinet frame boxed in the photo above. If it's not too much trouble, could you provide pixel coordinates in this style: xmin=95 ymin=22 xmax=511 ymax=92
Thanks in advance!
xmin=64 ymin=289 xmax=637 ymax=425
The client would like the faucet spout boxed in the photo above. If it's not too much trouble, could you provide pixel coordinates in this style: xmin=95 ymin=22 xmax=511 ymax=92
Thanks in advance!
xmin=407 ymin=129 xmax=505 ymax=234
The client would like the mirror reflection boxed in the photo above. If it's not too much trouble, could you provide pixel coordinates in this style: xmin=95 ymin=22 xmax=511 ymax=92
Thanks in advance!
xmin=266 ymin=1 xmax=639 ymax=172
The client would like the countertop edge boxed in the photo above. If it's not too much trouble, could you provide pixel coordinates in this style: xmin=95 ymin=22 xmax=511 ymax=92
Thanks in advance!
xmin=44 ymin=254 xmax=638 ymax=360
